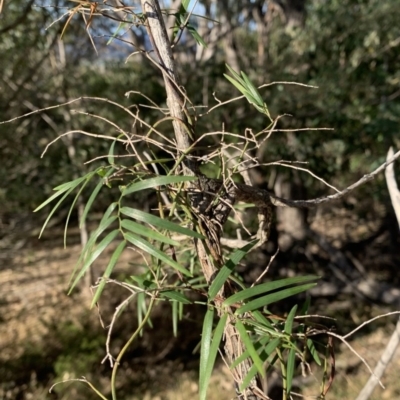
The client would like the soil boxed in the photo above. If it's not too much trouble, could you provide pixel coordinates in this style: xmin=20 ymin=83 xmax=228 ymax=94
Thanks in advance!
xmin=1 ymin=205 xmax=400 ymax=400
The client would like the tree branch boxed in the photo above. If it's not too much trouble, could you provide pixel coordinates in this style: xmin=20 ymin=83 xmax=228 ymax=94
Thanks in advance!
xmin=140 ymin=0 xmax=199 ymax=176
xmin=0 ymin=0 xmax=35 ymax=35
xmin=230 ymin=149 xmax=400 ymax=208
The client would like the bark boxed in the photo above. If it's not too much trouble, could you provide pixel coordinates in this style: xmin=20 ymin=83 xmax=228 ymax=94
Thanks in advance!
xmin=252 ymin=3 xmax=267 ymax=67
xmin=140 ymin=0 xmax=198 ymax=177
xmin=218 ymin=0 xmax=241 ymax=72
xmin=270 ymin=0 xmax=306 ymax=27
xmin=274 ymin=174 xmax=307 ymax=251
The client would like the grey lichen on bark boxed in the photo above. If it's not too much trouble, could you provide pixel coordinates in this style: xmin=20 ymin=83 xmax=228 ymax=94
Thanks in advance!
xmin=140 ymin=0 xmax=198 ymax=177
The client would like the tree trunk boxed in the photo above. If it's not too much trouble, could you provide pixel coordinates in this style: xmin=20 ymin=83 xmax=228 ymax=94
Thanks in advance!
xmin=274 ymin=173 xmax=308 ymax=251
xmin=139 ymin=1 xmax=264 ymax=397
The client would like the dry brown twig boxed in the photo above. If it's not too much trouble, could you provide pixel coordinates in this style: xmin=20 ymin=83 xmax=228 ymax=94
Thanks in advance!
xmin=255 ymin=148 xmax=400 ymax=209
xmin=95 ymin=276 xmax=160 ymax=368
xmin=5 ymin=96 xmax=397 ymax=215
xmin=251 ymin=248 xmax=279 ymax=287
xmin=309 ymin=310 xmax=400 ymax=398
xmin=49 ymin=376 xmax=106 ymax=398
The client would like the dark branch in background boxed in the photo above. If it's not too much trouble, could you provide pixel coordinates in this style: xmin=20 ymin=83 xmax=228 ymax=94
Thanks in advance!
xmin=6 ymin=30 xmax=60 ymax=106
xmin=0 ymin=0 xmax=35 ymax=35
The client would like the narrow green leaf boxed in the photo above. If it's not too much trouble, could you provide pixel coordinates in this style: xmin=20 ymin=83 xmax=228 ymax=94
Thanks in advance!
xmin=90 ymin=240 xmax=126 ymax=308
xmin=236 ymin=320 xmax=265 ymax=378
xmin=137 ymin=291 xmax=146 ymax=334
xmin=37 ymin=187 xmax=74 ymax=238
xmin=35 ymin=172 xmax=96 ymax=236
xmin=120 ymin=207 xmax=204 ymax=239
xmin=224 ymin=276 xmax=319 ymax=307
xmin=286 ymin=347 xmax=296 ymax=394
xmin=252 ymin=311 xmax=274 ymax=329
xmin=69 ymin=229 xmax=119 ymax=293
xmin=81 ymin=168 xmax=114 ymax=229
xmin=122 ymin=175 xmax=196 ymax=196
xmin=121 ymin=219 xmax=179 ymax=246
xmin=161 ymin=290 xmax=192 ymax=304
xmin=106 ymin=21 xmax=127 ymax=45
xmin=284 ymin=305 xmax=298 ymax=335
xmin=241 ymin=71 xmax=264 ymax=106
xmin=266 ymin=355 xmax=280 ymax=374
xmin=64 ymin=177 xmax=91 ymax=248
xmin=80 ymin=213 xmax=118 ymax=264
xmin=245 ymin=320 xmax=284 ymax=338
xmin=230 ymin=350 xmax=249 ymax=370
xmin=307 ymin=339 xmax=321 ymax=366
xmin=236 ymin=283 xmax=317 ymax=315
xmin=172 ymin=13 xmax=182 ymax=38
xmin=80 ymin=180 xmax=103 ymax=229
xmin=179 ymin=300 xmax=183 ymax=321
xmin=129 ymin=274 xmax=155 ymax=289
xmin=125 ymin=232 xmax=192 ymax=277
xmin=108 ymin=140 xmax=117 ymax=165
xmin=52 ymin=175 xmax=88 ymax=192
xmin=70 ymin=214 xmax=118 ymax=285
xmin=230 ymin=337 xmax=267 ymax=369
xmin=199 ymin=308 xmax=214 ymax=400
xmin=235 ymin=90 xmax=259 ymax=108
xmin=205 ymin=313 xmax=227 ymax=387
xmin=224 ymin=74 xmax=249 ymax=97
xmin=263 ymin=337 xmax=281 ymax=361
xmin=300 ymin=296 xmax=311 ymax=317
xmin=238 ymin=340 xmax=281 ymax=392
xmin=208 ymin=240 xmax=258 ymax=300
xmin=103 ymin=202 xmax=119 ymax=221
xmin=187 ymin=24 xmax=207 ymax=47
xmin=240 ymin=364 xmax=259 ymax=392
xmin=199 ymin=310 xmax=227 ymax=400
xmin=172 ymin=299 xmax=178 ymax=337
xmin=33 ymin=184 xmax=76 ymax=213
xmin=207 ymin=263 xmax=233 ymax=301
xmin=225 ymin=64 xmax=246 ymax=86
xmin=76 ymin=223 xmax=119 ymax=273
xmin=182 ymin=0 xmax=190 ymax=10
xmin=33 ymin=190 xmax=65 ymax=213
xmin=224 ymin=65 xmax=269 ymax=114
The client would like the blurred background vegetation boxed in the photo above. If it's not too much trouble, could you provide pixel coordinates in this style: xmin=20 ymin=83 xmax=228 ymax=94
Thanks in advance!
xmin=1 ymin=0 xmax=399 ymax=399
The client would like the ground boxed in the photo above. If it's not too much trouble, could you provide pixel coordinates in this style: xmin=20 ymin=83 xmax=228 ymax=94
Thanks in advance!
xmin=1 ymin=208 xmax=399 ymax=400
